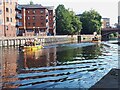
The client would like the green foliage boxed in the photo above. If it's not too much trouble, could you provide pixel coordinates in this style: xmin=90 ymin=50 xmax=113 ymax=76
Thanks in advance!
xmin=55 ymin=4 xmax=82 ymax=35
xmin=80 ymin=9 xmax=102 ymax=34
xmin=30 ymin=0 xmax=34 ymax=5
xmin=109 ymin=32 xmax=118 ymax=38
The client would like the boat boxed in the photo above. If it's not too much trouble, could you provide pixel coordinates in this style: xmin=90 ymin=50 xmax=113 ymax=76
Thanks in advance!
xmin=92 ymin=35 xmax=101 ymax=43
xmin=92 ymin=38 xmax=101 ymax=43
xmin=19 ymin=40 xmax=43 ymax=52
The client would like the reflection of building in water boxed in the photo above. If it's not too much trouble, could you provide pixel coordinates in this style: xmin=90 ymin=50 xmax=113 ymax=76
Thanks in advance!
xmin=0 ymin=47 xmax=2 ymax=89
xmin=22 ymin=47 xmax=57 ymax=69
xmin=46 ymin=48 xmax=57 ymax=66
xmin=1 ymin=48 xmax=18 ymax=88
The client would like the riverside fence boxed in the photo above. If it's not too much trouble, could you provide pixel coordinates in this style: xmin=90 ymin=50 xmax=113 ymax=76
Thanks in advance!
xmin=0 ymin=35 xmax=77 ymax=47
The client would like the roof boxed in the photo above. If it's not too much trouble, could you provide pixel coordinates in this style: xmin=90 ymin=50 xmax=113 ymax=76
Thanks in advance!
xmin=45 ymin=6 xmax=54 ymax=10
xmin=20 ymin=4 xmax=54 ymax=10
xmin=20 ymin=4 xmax=45 ymax=9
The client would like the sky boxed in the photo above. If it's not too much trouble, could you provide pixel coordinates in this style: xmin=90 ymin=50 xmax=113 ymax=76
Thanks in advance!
xmin=18 ymin=0 xmax=119 ymax=26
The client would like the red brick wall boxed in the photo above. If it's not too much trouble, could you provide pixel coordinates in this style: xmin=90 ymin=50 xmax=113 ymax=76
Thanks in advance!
xmin=5 ymin=24 xmax=16 ymax=37
xmin=0 ymin=25 xmax=4 ymax=36
xmin=19 ymin=7 xmax=55 ymax=36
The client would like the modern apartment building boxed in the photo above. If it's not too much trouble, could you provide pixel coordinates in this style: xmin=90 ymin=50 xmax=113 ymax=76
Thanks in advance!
xmin=101 ymin=18 xmax=110 ymax=28
xmin=18 ymin=4 xmax=56 ymax=36
xmin=0 ymin=0 xmax=19 ymax=37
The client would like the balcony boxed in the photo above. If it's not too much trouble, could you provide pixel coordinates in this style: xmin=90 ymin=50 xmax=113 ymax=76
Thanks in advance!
xmin=0 ymin=10 xmax=2 ymax=15
xmin=46 ymin=19 xmax=48 ymax=22
xmin=15 ymin=5 xmax=22 ymax=11
xmin=46 ymin=26 xmax=49 ymax=29
xmin=16 ymin=13 xmax=22 ymax=19
xmin=16 ymin=22 xmax=22 ymax=27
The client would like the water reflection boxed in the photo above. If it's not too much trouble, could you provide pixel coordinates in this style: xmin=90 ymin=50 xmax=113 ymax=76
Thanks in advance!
xmin=80 ymin=44 xmax=102 ymax=59
xmin=18 ymin=47 xmax=57 ymax=70
xmin=1 ymin=47 xmax=18 ymax=88
xmin=0 ymin=42 xmax=118 ymax=89
xmin=18 ymin=44 xmax=101 ymax=69
xmin=57 ymin=44 xmax=101 ymax=63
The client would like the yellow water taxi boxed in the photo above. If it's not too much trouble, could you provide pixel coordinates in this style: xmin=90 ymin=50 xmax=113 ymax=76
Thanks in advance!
xmin=92 ymin=33 xmax=101 ymax=43
xmin=92 ymin=38 xmax=101 ymax=43
xmin=19 ymin=40 xmax=43 ymax=52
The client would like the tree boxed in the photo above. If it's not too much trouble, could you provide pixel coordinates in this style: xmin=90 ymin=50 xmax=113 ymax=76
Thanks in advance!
xmin=70 ymin=11 xmax=82 ymax=35
xmin=55 ymin=4 xmax=82 ymax=35
xmin=80 ymin=10 xmax=102 ymax=34
xmin=30 ymin=0 xmax=34 ymax=5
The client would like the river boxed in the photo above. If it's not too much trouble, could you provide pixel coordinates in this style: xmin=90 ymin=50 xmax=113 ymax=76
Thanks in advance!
xmin=0 ymin=41 xmax=118 ymax=89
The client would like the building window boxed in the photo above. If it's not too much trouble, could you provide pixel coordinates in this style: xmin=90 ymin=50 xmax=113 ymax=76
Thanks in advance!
xmin=0 ymin=1 xmax=2 ymax=5
xmin=40 ymin=10 xmax=44 ymax=14
xmin=40 ymin=29 xmax=44 ymax=32
xmin=10 ymin=18 xmax=12 ymax=22
xmin=33 ymin=10 xmax=36 ymax=14
xmin=41 ymin=16 xmax=44 ymax=20
xmin=41 ymin=22 xmax=44 ymax=26
xmin=33 ymin=16 xmax=35 ymax=20
xmin=0 ymin=19 xmax=2 ymax=25
xmin=50 ymin=24 xmax=52 ymax=27
xmin=28 ymin=23 xmax=30 ymax=26
xmin=6 ymin=17 xmax=9 ymax=22
xmin=49 ymin=12 xmax=52 ymax=15
xmin=10 ymin=0 xmax=12 ymax=4
xmin=28 ymin=10 xmax=30 ymax=13
xmin=6 ymin=8 xmax=9 ymax=12
xmin=6 ymin=26 xmax=8 ymax=30
xmin=28 ymin=16 xmax=30 ymax=20
xmin=33 ymin=23 xmax=35 ymax=26
xmin=10 ymin=9 xmax=12 ymax=13
xmin=50 ymin=18 xmax=52 ymax=20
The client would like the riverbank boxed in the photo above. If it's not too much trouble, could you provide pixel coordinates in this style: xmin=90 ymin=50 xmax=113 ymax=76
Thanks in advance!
xmin=89 ymin=68 xmax=119 ymax=89
xmin=0 ymin=35 xmax=102 ymax=47
xmin=0 ymin=35 xmax=77 ymax=47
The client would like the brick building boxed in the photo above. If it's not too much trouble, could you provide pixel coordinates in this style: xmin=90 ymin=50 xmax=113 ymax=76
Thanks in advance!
xmin=0 ymin=0 xmax=19 ymax=37
xmin=101 ymin=18 xmax=110 ymax=28
xmin=18 ymin=4 xmax=56 ymax=36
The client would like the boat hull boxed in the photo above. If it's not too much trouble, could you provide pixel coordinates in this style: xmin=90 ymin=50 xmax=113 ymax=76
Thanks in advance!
xmin=19 ymin=45 xmax=43 ymax=52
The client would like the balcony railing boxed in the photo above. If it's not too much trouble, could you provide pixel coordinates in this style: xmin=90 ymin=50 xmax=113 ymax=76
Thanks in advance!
xmin=15 ymin=5 xmax=22 ymax=11
xmin=46 ymin=19 xmax=48 ymax=22
xmin=16 ymin=13 xmax=22 ymax=19
xmin=16 ymin=22 xmax=22 ymax=27
xmin=0 ymin=10 xmax=2 ymax=15
xmin=46 ymin=26 xmax=49 ymax=29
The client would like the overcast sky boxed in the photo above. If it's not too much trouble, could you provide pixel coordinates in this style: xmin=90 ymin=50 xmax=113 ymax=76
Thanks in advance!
xmin=18 ymin=0 xmax=119 ymax=26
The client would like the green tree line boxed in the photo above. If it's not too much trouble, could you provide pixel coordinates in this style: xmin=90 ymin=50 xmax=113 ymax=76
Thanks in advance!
xmin=55 ymin=4 xmax=102 ymax=35
xmin=55 ymin=5 xmax=82 ymax=35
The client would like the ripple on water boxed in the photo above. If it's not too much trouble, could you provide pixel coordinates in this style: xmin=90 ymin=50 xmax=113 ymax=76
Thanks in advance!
xmin=1 ymin=42 xmax=118 ymax=89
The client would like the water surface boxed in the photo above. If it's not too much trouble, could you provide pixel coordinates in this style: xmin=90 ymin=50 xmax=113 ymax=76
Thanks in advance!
xmin=0 ymin=42 xmax=118 ymax=89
